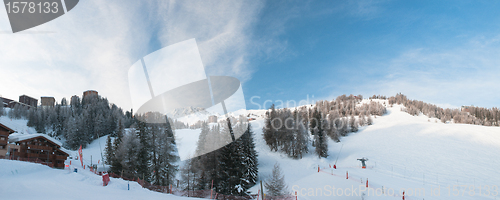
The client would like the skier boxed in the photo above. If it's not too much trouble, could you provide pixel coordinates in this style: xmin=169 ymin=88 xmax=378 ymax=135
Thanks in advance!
xmin=357 ymin=157 xmax=368 ymax=169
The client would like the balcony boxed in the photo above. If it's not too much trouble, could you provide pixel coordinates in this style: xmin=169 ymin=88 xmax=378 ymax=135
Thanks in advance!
xmin=26 ymin=153 xmax=50 ymax=159
xmin=26 ymin=144 xmax=53 ymax=151
xmin=55 ymin=155 xmax=67 ymax=160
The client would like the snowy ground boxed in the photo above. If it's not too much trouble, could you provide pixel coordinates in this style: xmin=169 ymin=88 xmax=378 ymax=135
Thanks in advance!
xmin=0 ymin=159 xmax=201 ymax=200
xmin=0 ymin=115 xmax=38 ymax=134
xmin=1 ymin=100 xmax=500 ymax=199
xmin=248 ymin=102 xmax=500 ymax=200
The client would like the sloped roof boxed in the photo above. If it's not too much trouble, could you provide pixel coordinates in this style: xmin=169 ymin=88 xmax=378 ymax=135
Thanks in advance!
xmin=9 ymin=133 xmax=63 ymax=147
xmin=0 ymin=123 xmax=15 ymax=133
xmin=54 ymin=148 xmax=70 ymax=156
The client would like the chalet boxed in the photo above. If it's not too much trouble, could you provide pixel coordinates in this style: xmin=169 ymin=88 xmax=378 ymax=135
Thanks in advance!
xmin=461 ymin=105 xmax=472 ymax=113
xmin=8 ymin=133 xmax=69 ymax=168
xmin=0 ymin=123 xmax=16 ymax=158
xmin=19 ymin=95 xmax=38 ymax=107
xmin=208 ymin=115 xmax=218 ymax=123
xmin=83 ymin=90 xmax=98 ymax=98
xmin=7 ymin=101 xmax=33 ymax=109
xmin=0 ymin=97 xmax=14 ymax=107
xmin=41 ymin=96 xmax=55 ymax=107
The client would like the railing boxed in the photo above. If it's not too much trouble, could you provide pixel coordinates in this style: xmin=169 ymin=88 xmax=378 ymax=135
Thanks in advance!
xmin=55 ymin=155 xmax=67 ymax=160
xmin=27 ymin=153 xmax=50 ymax=159
xmin=26 ymin=144 xmax=53 ymax=151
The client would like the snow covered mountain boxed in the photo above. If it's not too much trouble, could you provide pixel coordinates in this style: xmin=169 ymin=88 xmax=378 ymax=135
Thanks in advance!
xmin=249 ymin=100 xmax=500 ymax=200
xmin=0 ymin=159 xmax=202 ymax=200
xmin=169 ymin=106 xmax=211 ymax=119
xmin=1 ymin=99 xmax=500 ymax=199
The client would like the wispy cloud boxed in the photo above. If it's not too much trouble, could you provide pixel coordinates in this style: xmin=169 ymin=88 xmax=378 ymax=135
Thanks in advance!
xmin=362 ymin=35 xmax=500 ymax=108
xmin=0 ymin=0 xmax=265 ymax=110
xmin=150 ymin=1 xmax=265 ymax=82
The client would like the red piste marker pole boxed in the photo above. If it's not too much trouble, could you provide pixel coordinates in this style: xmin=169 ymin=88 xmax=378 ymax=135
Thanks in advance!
xmin=366 ymin=178 xmax=368 ymax=188
xmin=318 ymin=165 xmax=320 ymax=173
xmin=210 ymin=180 xmax=214 ymax=199
xmin=346 ymin=171 xmax=348 ymax=179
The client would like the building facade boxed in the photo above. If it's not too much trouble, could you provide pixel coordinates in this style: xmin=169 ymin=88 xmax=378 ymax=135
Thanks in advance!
xmin=41 ymin=97 xmax=56 ymax=107
xmin=0 ymin=123 xmax=15 ymax=158
xmin=19 ymin=95 xmax=38 ymax=107
xmin=83 ymin=90 xmax=98 ymax=98
xmin=0 ymin=97 xmax=14 ymax=107
xmin=9 ymin=134 xmax=69 ymax=168
xmin=208 ymin=115 xmax=218 ymax=123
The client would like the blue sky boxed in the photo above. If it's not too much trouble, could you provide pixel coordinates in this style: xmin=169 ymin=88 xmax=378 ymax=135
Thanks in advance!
xmin=244 ymin=0 xmax=500 ymax=109
xmin=1 ymin=0 xmax=500 ymax=111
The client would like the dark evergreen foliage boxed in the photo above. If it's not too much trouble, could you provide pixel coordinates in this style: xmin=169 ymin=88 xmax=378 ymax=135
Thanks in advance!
xmin=183 ymin=118 xmax=258 ymax=196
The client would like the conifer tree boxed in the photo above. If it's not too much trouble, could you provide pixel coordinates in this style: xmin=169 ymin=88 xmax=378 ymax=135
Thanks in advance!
xmin=349 ymin=115 xmax=358 ymax=132
xmin=136 ymin=120 xmax=150 ymax=181
xmin=240 ymin=123 xmax=259 ymax=190
xmin=104 ymin=135 xmax=113 ymax=165
xmin=367 ymin=115 xmax=373 ymax=125
xmin=110 ymin=123 xmax=124 ymax=174
xmin=263 ymin=104 xmax=278 ymax=151
xmin=311 ymin=109 xmax=328 ymax=158
xmin=217 ymin=119 xmax=244 ymax=195
xmin=265 ymin=163 xmax=288 ymax=197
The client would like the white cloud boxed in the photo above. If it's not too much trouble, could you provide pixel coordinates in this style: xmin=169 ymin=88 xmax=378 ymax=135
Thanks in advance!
xmin=153 ymin=0 xmax=265 ymax=82
xmin=359 ymin=35 xmax=500 ymax=108
xmin=0 ymin=0 xmax=264 ymax=110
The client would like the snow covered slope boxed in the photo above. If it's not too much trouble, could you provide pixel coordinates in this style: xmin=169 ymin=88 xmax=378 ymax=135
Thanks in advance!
xmin=2 ymin=100 xmax=499 ymax=200
xmin=250 ymin=102 xmax=500 ymax=199
xmin=0 ymin=115 xmax=37 ymax=134
xmin=0 ymin=159 xmax=201 ymax=200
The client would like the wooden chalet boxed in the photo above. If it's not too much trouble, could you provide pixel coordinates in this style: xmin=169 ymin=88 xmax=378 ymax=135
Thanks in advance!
xmin=0 ymin=123 xmax=16 ymax=158
xmin=9 ymin=134 xmax=69 ymax=168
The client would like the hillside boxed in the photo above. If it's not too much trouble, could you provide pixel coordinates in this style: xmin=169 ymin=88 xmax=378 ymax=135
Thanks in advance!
xmin=0 ymin=159 xmax=201 ymax=200
xmin=249 ymin=100 xmax=500 ymax=199
xmin=1 ymin=100 xmax=500 ymax=199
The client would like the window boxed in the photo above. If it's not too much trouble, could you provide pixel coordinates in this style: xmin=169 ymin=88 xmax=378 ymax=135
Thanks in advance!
xmin=0 ymin=137 xmax=5 ymax=140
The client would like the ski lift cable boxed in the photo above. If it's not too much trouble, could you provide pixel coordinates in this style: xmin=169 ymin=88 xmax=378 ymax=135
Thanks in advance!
xmin=334 ymin=143 xmax=344 ymax=165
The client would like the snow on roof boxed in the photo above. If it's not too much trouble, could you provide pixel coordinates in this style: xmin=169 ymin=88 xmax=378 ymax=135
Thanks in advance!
xmin=9 ymin=133 xmax=63 ymax=147
xmin=0 ymin=123 xmax=15 ymax=133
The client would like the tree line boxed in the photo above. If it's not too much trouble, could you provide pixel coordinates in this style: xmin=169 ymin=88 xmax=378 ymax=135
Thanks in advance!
xmin=5 ymin=94 xmax=134 ymax=150
xmin=181 ymin=118 xmax=258 ymax=196
xmin=105 ymin=113 xmax=179 ymax=187
xmin=388 ymin=93 xmax=500 ymax=126
xmin=263 ymin=94 xmax=386 ymax=159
